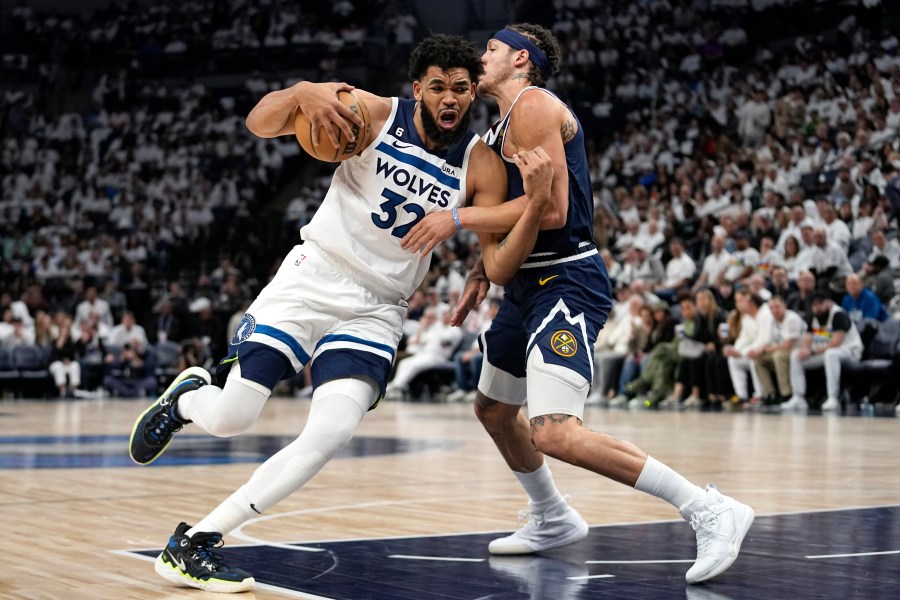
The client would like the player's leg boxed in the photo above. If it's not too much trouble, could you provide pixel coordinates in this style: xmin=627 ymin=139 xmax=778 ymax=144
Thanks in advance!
xmin=525 ymin=347 xmax=754 ymax=584
xmin=476 ymin=300 xmax=586 ymax=555
xmin=155 ymin=376 xmax=377 ymax=593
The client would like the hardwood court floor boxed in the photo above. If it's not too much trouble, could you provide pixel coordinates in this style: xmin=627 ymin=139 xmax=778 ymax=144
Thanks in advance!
xmin=1 ymin=397 xmax=898 ymax=599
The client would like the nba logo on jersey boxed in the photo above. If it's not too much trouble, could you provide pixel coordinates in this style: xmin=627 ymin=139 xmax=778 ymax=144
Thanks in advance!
xmin=232 ymin=314 xmax=256 ymax=345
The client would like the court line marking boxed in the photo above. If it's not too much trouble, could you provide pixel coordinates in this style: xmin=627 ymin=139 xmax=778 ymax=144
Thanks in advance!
xmin=388 ymin=554 xmax=485 ymax=562
xmin=806 ymin=550 xmax=900 ymax=559
xmin=585 ymin=559 xmax=695 ymax=564
xmin=568 ymin=574 xmax=615 ymax=580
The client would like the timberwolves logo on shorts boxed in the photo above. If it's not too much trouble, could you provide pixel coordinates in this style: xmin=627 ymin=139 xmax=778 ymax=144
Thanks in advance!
xmin=550 ymin=330 xmax=578 ymax=358
xmin=231 ymin=314 xmax=256 ymax=345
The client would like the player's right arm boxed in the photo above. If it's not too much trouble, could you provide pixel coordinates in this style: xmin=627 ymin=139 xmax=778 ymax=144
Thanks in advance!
xmin=245 ymin=81 xmax=391 ymax=150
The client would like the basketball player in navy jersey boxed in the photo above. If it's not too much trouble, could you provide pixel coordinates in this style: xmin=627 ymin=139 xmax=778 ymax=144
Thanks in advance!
xmin=127 ymin=34 xmax=555 ymax=593
xmin=403 ymin=24 xmax=754 ymax=584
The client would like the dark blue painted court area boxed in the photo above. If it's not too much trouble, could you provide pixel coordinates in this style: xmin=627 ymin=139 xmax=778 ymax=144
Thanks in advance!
xmin=0 ymin=435 xmax=462 ymax=469
xmin=130 ymin=506 xmax=900 ymax=599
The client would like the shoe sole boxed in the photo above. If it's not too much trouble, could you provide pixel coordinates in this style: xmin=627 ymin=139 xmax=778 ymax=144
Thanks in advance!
xmin=128 ymin=366 xmax=211 ymax=465
xmin=488 ymin=517 xmax=590 ymax=555
xmin=154 ymin=553 xmax=254 ymax=593
xmin=686 ymin=503 xmax=755 ymax=584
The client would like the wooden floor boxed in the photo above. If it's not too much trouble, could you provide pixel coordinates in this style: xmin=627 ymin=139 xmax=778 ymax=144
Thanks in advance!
xmin=2 ymin=396 xmax=898 ymax=599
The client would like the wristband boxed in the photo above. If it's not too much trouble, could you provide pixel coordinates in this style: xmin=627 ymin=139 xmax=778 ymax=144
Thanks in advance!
xmin=452 ymin=207 xmax=463 ymax=231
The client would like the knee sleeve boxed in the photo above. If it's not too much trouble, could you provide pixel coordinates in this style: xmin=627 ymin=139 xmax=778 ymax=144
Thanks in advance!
xmin=183 ymin=365 xmax=271 ymax=437
xmin=241 ymin=376 xmax=376 ymax=512
xmin=526 ymin=348 xmax=589 ymax=420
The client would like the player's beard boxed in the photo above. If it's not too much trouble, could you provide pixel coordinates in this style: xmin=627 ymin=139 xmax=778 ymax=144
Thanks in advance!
xmin=420 ymin=102 xmax=471 ymax=147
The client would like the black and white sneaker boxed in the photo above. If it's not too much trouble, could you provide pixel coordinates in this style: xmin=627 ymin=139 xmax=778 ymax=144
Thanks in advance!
xmin=155 ymin=522 xmax=255 ymax=593
xmin=129 ymin=366 xmax=210 ymax=465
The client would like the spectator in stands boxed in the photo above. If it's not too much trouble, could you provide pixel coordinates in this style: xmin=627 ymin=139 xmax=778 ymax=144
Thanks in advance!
xmin=152 ymin=297 xmax=185 ymax=344
xmin=723 ymin=289 xmax=771 ymax=405
xmin=187 ymin=297 xmax=226 ymax=362
xmin=841 ymin=274 xmax=888 ymax=324
xmin=788 ymin=270 xmax=817 ymax=321
xmin=753 ymin=295 xmax=806 ymax=405
xmin=107 ymin=310 xmax=149 ymax=352
xmin=588 ymin=293 xmax=641 ymax=406
xmin=780 ymin=234 xmax=803 ymax=280
xmin=102 ymin=342 xmax=157 ymax=398
xmin=768 ymin=265 xmax=796 ymax=298
xmin=48 ymin=313 xmax=80 ymax=397
xmin=75 ymin=320 xmax=106 ymax=392
xmin=663 ymin=289 xmax=723 ymax=408
xmin=0 ymin=315 xmax=34 ymax=349
xmin=860 ymin=255 xmax=895 ymax=306
xmin=693 ymin=234 xmax=731 ymax=292
xmin=385 ymin=305 xmax=462 ymax=400
xmin=867 ymin=229 xmax=900 ymax=270
xmin=785 ymin=291 xmax=864 ymax=412
xmin=721 ymin=232 xmax=758 ymax=285
xmin=609 ymin=304 xmax=655 ymax=407
xmin=655 ymin=237 xmax=697 ymax=303
xmin=74 ymin=284 xmax=113 ymax=331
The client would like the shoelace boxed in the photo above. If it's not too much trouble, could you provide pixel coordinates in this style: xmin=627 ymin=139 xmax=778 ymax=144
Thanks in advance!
xmin=689 ymin=510 xmax=719 ymax=555
xmin=146 ymin=407 xmax=183 ymax=442
xmin=190 ymin=532 xmax=228 ymax=572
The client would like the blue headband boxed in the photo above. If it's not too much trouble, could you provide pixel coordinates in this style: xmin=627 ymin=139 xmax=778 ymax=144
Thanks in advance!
xmin=493 ymin=28 xmax=554 ymax=81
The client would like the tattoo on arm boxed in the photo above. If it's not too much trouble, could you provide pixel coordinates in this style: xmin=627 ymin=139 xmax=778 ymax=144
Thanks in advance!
xmin=561 ymin=119 xmax=577 ymax=142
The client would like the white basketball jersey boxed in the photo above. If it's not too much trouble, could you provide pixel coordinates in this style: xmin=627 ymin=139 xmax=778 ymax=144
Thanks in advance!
xmin=301 ymin=97 xmax=479 ymax=299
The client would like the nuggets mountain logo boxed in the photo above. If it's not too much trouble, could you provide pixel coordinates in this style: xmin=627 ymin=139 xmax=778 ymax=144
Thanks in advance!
xmin=550 ymin=330 xmax=578 ymax=357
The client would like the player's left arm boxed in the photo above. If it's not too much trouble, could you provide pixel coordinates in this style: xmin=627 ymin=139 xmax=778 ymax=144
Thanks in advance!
xmin=470 ymin=143 xmax=553 ymax=285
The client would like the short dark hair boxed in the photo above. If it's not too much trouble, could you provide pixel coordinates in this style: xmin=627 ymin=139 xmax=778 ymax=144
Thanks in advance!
xmin=507 ymin=23 xmax=561 ymax=87
xmin=408 ymin=34 xmax=484 ymax=83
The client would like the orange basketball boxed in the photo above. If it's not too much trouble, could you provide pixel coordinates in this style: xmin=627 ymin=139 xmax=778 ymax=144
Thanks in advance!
xmin=294 ymin=90 xmax=370 ymax=162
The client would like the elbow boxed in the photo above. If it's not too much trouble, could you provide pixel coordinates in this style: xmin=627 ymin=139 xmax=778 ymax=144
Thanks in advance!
xmin=484 ymin=263 xmax=512 ymax=287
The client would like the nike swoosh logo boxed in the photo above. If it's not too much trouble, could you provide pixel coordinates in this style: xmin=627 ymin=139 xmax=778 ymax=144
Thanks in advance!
xmin=539 ymin=275 xmax=559 ymax=286
xmin=168 ymin=551 xmax=188 ymax=571
xmin=391 ymin=140 xmax=413 ymax=149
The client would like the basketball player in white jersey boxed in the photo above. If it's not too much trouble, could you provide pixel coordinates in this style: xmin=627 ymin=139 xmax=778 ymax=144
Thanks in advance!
xmin=402 ymin=23 xmax=755 ymax=584
xmin=127 ymin=34 xmax=555 ymax=593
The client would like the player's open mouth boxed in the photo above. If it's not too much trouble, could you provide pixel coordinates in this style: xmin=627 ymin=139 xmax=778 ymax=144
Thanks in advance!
xmin=438 ymin=109 xmax=458 ymax=129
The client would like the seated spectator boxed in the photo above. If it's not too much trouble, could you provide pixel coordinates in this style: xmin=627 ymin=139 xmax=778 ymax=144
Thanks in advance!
xmin=74 ymin=321 xmax=106 ymax=391
xmin=447 ymin=298 xmax=500 ymax=403
xmin=692 ymin=234 xmax=731 ymax=292
xmin=860 ymin=255 xmax=895 ymax=306
xmin=723 ymin=289 xmax=771 ymax=405
xmin=753 ymin=295 xmax=806 ymax=404
xmin=654 ymin=237 xmax=697 ymax=303
xmin=662 ymin=289 xmax=725 ymax=408
xmin=102 ymin=343 xmax=157 ymax=398
xmin=798 ymin=228 xmax=853 ymax=291
xmin=767 ymin=265 xmax=796 ymax=298
xmin=0 ymin=315 xmax=34 ymax=349
xmin=721 ymin=232 xmax=759 ymax=285
xmin=779 ymin=234 xmax=803 ymax=281
xmin=587 ymin=293 xmax=641 ymax=405
xmin=609 ymin=304 xmax=656 ymax=407
xmin=107 ymin=310 xmax=149 ymax=351
xmin=615 ymin=302 xmax=679 ymax=408
xmin=841 ymin=274 xmax=888 ymax=324
xmin=785 ymin=291 xmax=864 ymax=412
xmin=788 ymin=270 xmax=817 ymax=322
xmin=152 ymin=297 xmax=185 ymax=343
xmin=385 ymin=305 xmax=462 ymax=399
xmin=48 ymin=314 xmax=81 ymax=397
xmin=74 ymin=285 xmax=114 ymax=331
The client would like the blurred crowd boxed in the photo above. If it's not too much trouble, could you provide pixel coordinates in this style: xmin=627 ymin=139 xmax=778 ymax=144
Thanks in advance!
xmin=2 ymin=0 xmax=900 ymax=410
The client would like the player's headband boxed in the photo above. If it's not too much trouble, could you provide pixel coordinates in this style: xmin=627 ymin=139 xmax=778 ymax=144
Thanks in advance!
xmin=492 ymin=28 xmax=554 ymax=80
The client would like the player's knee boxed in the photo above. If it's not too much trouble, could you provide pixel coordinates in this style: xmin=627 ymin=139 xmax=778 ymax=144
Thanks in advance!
xmin=528 ymin=417 xmax=578 ymax=459
xmin=474 ymin=392 xmax=518 ymax=431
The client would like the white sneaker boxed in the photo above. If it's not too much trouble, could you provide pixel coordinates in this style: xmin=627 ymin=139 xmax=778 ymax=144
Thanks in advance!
xmin=820 ymin=397 xmax=841 ymax=411
xmin=780 ymin=396 xmax=808 ymax=411
xmin=609 ymin=394 xmax=629 ymax=408
xmin=681 ymin=484 xmax=754 ymax=584
xmin=683 ymin=395 xmax=702 ymax=408
xmin=585 ymin=390 xmax=607 ymax=407
xmin=628 ymin=396 xmax=650 ymax=410
xmin=445 ymin=389 xmax=468 ymax=403
xmin=488 ymin=501 xmax=589 ymax=555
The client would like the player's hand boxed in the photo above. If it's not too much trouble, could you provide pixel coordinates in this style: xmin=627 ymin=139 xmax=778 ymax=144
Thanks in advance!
xmin=401 ymin=212 xmax=457 ymax=255
xmin=293 ymin=81 xmax=364 ymax=149
xmin=451 ymin=270 xmax=490 ymax=327
xmin=513 ymin=147 xmax=553 ymax=211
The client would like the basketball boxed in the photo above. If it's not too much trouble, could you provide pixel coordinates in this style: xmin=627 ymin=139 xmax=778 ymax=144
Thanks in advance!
xmin=294 ymin=90 xmax=370 ymax=162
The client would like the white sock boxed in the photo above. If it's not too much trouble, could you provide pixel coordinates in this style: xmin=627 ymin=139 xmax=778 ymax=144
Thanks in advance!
xmin=634 ymin=456 xmax=705 ymax=515
xmin=514 ymin=462 xmax=567 ymax=513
